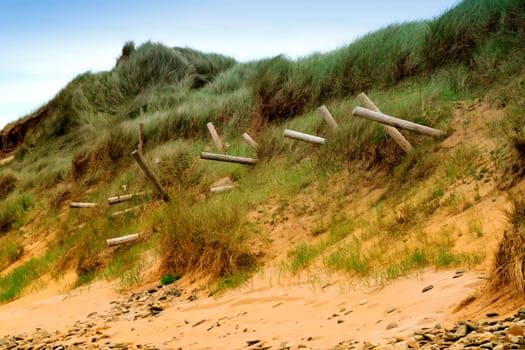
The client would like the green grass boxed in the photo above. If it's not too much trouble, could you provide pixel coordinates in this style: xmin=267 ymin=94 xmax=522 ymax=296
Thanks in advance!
xmin=0 ymin=249 xmax=60 ymax=302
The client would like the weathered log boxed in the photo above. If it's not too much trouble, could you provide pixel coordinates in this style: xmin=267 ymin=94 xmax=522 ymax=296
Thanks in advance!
xmin=318 ymin=105 xmax=338 ymax=132
xmin=107 ymin=233 xmax=140 ymax=247
xmin=210 ymin=185 xmax=237 ymax=193
xmin=138 ymin=123 xmax=145 ymax=155
xmin=111 ymin=206 xmax=142 ymax=217
xmin=206 ymin=122 xmax=224 ymax=151
xmin=69 ymin=202 xmax=98 ymax=208
xmin=356 ymin=93 xmax=413 ymax=153
xmin=352 ymin=106 xmax=445 ymax=137
xmin=241 ymin=132 xmax=259 ymax=150
xmin=200 ymin=152 xmax=258 ymax=165
xmin=131 ymin=150 xmax=170 ymax=202
xmin=107 ymin=192 xmax=146 ymax=205
xmin=283 ymin=129 xmax=326 ymax=144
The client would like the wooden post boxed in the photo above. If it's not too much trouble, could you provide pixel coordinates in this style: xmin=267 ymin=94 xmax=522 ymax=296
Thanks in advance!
xmin=0 ymin=155 xmax=15 ymax=166
xmin=107 ymin=233 xmax=140 ymax=247
xmin=318 ymin=105 xmax=338 ymax=132
xmin=283 ymin=129 xmax=326 ymax=145
xmin=206 ymin=122 xmax=224 ymax=152
xmin=352 ymin=106 xmax=445 ymax=137
xmin=108 ymin=192 xmax=146 ymax=205
xmin=111 ymin=206 xmax=141 ymax=217
xmin=210 ymin=185 xmax=237 ymax=193
xmin=241 ymin=132 xmax=259 ymax=151
xmin=131 ymin=150 xmax=170 ymax=202
xmin=200 ymin=152 xmax=258 ymax=165
xmin=356 ymin=93 xmax=413 ymax=153
xmin=138 ymin=123 xmax=145 ymax=155
xmin=69 ymin=202 xmax=98 ymax=208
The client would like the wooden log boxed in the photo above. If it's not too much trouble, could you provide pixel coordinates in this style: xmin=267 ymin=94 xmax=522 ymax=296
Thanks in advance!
xmin=111 ymin=206 xmax=141 ymax=217
xmin=107 ymin=233 xmax=140 ymax=247
xmin=356 ymin=93 xmax=413 ymax=153
xmin=69 ymin=202 xmax=98 ymax=208
xmin=200 ymin=152 xmax=258 ymax=165
xmin=131 ymin=150 xmax=170 ymax=202
xmin=352 ymin=106 xmax=445 ymax=137
xmin=283 ymin=129 xmax=326 ymax=145
xmin=206 ymin=122 xmax=224 ymax=151
xmin=210 ymin=185 xmax=237 ymax=193
xmin=318 ymin=105 xmax=338 ymax=132
xmin=241 ymin=132 xmax=259 ymax=150
xmin=107 ymin=192 xmax=146 ymax=205
xmin=0 ymin=155 xmax=14 ymax=166
xmin=138 ymin=123 xmax=145 ymax=155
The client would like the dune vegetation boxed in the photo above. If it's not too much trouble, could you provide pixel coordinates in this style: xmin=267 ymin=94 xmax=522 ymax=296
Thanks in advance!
xmin=0 ymin=0 xmax=524 ymax=300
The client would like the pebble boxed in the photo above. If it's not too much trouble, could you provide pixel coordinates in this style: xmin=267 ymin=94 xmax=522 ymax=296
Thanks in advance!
xmin=421 ymin=285 xmax=434 ymax=293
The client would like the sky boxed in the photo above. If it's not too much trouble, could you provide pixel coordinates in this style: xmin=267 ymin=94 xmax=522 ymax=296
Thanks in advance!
xmin=0 ymin=0 xmax=460 ymax=130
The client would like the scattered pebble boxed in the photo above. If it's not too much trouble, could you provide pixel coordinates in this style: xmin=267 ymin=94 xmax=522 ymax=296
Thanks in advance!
xmin=421 ymin=285 xmax=434 ymax=293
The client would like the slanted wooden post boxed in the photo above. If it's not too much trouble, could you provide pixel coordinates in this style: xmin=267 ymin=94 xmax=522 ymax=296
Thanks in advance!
xmin=131 ymin=150 xmax=170 ymax=202
xmin=107 ymin=233 xmax=140 ymax=247
xmin=352 ymin=107 xmax=445 ymax=137
xmin=138 ymin=123 xmax=145 ymax=155
xmin=200 ymin=152 xmax=258 ymax=165
xmin=210 ymin=185 xmax=237 ymax=193
xmin=318 ymin=105 xmax=338 ymax=132
xmin=69 ymin=202 xmax=98 ymax=208
xmin=283 ymin=129 xmax=326 ymax=145
xmin=357 ymin=93 xmax=413 ymax=153
xmin=108 ymin=192 xmax=146 ymax=205
xmin=242 ymin=132 xmax=259 ymax=151
xmin=206 ymin=122 xmax=224 ymax=152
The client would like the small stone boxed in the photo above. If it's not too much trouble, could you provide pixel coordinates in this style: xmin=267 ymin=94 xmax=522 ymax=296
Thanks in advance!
xmin=387 ymin=322 xmax=399 ymax=330
xmin=337 ymin=319 xmax=344 ymax=324
xmin=393 ymin=342 xmax=409 ymax=350
xmin=486 ymin=312 xmax=499 ymax=318
xmin=508 ymin=325 xmax=525 ymax=337
xmin=246 ymin=339 xmax=260 ymax=346
xmin=455 ymin=324 xmax=468 ymax=337
xmin=150 ymin=306 xmax=164 ymax=315
xmin=421 ymin=285 xmax=434 ymax=293
xmin=387 ymin=307 xmax=396 ymax=314
xmin=359 ymin=299 xmax=368 ymax=305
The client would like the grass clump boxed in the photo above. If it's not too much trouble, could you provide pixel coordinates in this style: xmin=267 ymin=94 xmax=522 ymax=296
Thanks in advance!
xmin=159 ymin=196 xmax=256 ymax=278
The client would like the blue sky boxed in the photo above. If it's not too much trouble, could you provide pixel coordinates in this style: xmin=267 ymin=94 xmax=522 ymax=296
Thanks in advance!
xmin=0 ymin=0 xmax=460 ymax=130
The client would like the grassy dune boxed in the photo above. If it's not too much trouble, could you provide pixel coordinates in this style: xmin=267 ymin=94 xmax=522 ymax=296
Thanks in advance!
xmin=0 ymin=0 xmax=524 ymax=299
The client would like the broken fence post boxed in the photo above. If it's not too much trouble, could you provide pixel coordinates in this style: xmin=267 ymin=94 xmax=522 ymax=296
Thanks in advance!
xmin=107 ymin=192 xmax=146 ymax=205
xmin=107 ymin=233 xmax=140 ymax=247
xmin=200 ymin=152 xmax=258 ymax=165
xmin=138 ymin=123 xmax=145 ymax=155
xmin=318 ymin=105 xmax=338 ymax=132
xmin=241 ymin=132 xmax=259 ymax=151
xmin=206 ymin=122 xmax=224 ymax=152
xmin=0 ymin=155 xmax=15 ymax=166
xmin=283 ymin=129 xmax=326 ymax=145
xmin=352 ymin=106 xmax=445 ymax=138
xmin=69 ymin=202 xmax=98 ymax=208
xmin=210 ymin=185 xmax=237 ymax=193
xmin=356 ymin=93 xmax=413 ymax=153
xmin=131 ymin=150 xmax=170 ymax=202
xmin=111 ymin=206 xmax=142 ymax=217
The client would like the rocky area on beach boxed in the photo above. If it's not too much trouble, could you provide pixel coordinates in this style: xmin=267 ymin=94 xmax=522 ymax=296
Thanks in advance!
xmin=0 ymin=275 xmax=524 ymax=350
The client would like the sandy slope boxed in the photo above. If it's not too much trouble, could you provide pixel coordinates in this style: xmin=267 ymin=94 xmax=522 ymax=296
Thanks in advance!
xmin=0 ymin=268 xmax=489 ymax=349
